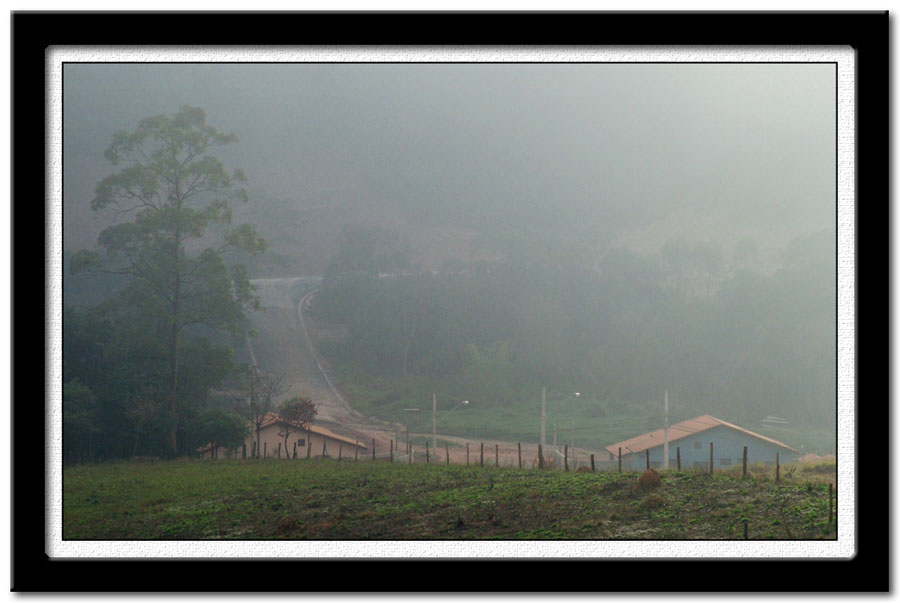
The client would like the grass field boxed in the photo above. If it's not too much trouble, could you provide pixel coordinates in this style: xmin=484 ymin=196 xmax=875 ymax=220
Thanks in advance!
xmin=63 ymin=458 xmax=837 ymax=541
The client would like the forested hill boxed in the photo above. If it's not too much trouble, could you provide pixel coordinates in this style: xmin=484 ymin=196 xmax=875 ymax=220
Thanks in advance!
xmin=307 ymin=224 xmax=836 ymax=454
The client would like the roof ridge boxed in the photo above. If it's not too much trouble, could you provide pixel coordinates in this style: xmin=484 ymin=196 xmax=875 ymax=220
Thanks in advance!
xmin=605 ymin=414 xmax=797 ymax=455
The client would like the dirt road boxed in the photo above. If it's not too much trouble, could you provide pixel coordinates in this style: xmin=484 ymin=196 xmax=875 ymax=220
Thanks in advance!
xmin=245 ymin=277 xmax=600 ymax=465
xmin=246 ymin=277 xmax=402 ymax=450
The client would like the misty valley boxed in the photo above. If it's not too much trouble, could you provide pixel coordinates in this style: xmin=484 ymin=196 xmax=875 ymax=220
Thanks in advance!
xmin=60 ymin=63 xmax=839 ymax=541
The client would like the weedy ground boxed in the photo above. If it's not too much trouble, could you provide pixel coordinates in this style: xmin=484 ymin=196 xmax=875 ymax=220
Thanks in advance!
xmin=63 ymin=458 xmax=837 ymax=540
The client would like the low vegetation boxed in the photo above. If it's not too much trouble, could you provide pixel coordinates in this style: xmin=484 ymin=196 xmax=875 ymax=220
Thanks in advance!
xmin=64 ymin=458 xmax=837 ymax=540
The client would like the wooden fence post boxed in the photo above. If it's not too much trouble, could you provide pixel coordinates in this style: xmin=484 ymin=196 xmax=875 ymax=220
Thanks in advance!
xmin=645 ymin=449 xmax=650 ymax=470
xmin=277 ymin=442 xmax=281 ymax=459
xmin=307 ymin=437 xmax=311 ymax=459
xmin=322 ymin=441 xmax=327 ymax=458
xmin=495 ymin=444 xmax=499 ymax=467
xmin=590 ymin=454 xmax=595 ymax=472
xmin=709 ymin=442 xmax=714 ymax=474
xmin=743 ymin=446 xmax=748 ymax=477
xmin=372 ymin=439 xmax=376 ymax=462
xmin=565 ymin=445 xmax=569 ymax=472
xmin=676 ymin=447 xmax=681 ymax=471
xmin=446 ymin=444 xmax=450 ymax=465
xmin=776 ymin=452 xmax=780 ymax=483
xmin=618 ymin=447 xmax=622 ymax=473
xmin=390 ymin=439 xmax=394 ymax=463
xmin=480 ymin=443 xmax=484 ymax=467
xmin=426 ymin=441 xmax=430 ymax=464
xmin=264 ymin=442 xmax=267 ymax=459
xmin=538 ymin=444 xmax=544 ymax=469
xmin=466 ymin=443 xmax=470 ymax=466
xmin=829 ymin=483 xmax=834 ymax=524
xmin=293 ymin=442 xmax=297 ymax=459
xmin=518 ymin=443 xmax=522 ymax=469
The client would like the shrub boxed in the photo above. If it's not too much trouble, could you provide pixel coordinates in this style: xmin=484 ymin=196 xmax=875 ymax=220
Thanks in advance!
xmin=799 ymin=461 xmax=837 ymax=475
xmin=637 ymin=468 xmax=661 ymax=491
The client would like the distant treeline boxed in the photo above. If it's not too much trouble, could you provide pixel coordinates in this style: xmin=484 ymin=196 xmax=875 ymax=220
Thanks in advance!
xmin=311 ymin=224 xmax=836 ymax=435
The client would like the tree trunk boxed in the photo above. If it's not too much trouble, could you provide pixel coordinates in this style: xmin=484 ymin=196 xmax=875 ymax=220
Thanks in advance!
xmin=166 ymin=193 xmax=185 ymax=459
xmin=166 ymin=332 xmax=179 ymax=458
xmin=166 ymin=250 xmax=182 ymax=459
xmin=132 ymin=424 xmax=142 ymax=458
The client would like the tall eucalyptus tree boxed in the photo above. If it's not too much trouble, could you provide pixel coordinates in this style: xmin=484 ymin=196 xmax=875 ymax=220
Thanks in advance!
xmin=72 ymin=106 xmax=267 ymax=457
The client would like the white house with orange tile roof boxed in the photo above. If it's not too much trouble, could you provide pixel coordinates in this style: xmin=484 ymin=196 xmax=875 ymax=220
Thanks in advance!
xmin=606 ymin=414 xmax=798 ymax=471
xmin=200 ymin=412 xmax=368 ymax=460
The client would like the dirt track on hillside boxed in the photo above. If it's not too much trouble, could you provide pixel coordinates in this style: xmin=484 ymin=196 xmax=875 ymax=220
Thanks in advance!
xmin=245 ymin=277 xmax=603 ymax=465
xmin=246 ymin=278 xmax=404 ymax=451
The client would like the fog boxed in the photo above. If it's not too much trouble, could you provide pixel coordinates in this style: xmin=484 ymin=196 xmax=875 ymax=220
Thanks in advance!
xmin=62 ymin=61 xmax=837 ymax=459
xmin=64 ymin=63 xmax=834 ymax=253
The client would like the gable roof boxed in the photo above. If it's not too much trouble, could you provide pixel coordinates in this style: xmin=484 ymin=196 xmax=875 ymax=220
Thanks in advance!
xmin=199 ymin=413 xmax=368 ymax=453
xmin=258 ymin=413 xmax=368 ymax=449
xmin=605 ymin=414 xmax=798 ymax=456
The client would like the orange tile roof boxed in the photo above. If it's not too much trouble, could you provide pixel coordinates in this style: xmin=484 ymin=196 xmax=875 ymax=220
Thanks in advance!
xmin=199 ymin=413 xmax=368 ymax=452
xmin=259 ymin=412 xmax=368 ymax=449
xmin=605 ymin=414 xmax=798 ymax=456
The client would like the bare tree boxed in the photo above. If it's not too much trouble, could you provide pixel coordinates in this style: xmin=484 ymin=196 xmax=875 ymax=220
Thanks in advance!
xmin=276 ymin=397 xmax=317 ymax=458
xmin=235 ymin=367 xmax=289 ymax=457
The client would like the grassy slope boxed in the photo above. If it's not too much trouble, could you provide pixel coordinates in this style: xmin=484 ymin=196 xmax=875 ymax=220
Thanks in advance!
xmin=64 ymin=459 xmax=837 ymax=541
xmin=314 ymin=326 xmax=835 ymax=456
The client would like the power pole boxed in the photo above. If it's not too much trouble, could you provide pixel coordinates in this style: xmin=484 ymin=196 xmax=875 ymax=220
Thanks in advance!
xmin=663 ymin=389 xmax=669 ymax=470
xmin=541 ymin=386 xmax=546 ymax=449
xmin=571 ymin=419 xmax=575 ymax=465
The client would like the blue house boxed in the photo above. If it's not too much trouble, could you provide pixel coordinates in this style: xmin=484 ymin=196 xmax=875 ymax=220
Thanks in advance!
xmin=606 ymin=414 xmax=798 ymax=471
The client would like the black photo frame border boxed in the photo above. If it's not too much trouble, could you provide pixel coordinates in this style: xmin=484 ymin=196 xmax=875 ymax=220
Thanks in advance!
xmin=12 ymin=10 xmax=888 ymax=593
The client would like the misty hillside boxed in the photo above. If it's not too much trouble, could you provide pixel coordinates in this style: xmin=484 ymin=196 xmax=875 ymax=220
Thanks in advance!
xmin=63 ymin=63 xmax=834 ymax=277
xmin=61 ymin=62 xmax=838 ymax=460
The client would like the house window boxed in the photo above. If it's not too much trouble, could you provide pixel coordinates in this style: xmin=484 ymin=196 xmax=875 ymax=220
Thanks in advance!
xmin=720 ymin=458 xmax=732 ymax=466
xmin=693 ymin=441 xmax=702 ymax=450
xmin=297 ymin=438 xmax=306 ymax=447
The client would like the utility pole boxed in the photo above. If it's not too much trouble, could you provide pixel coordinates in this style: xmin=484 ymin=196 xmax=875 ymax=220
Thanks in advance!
xmin=541 ymin=386 xmax=546 ymax=449
xmin=432 ymin=393 xmax=437 ymax=453
xmin=571 ymin=420 xmax=575 ymax=465
xmin=663 ymin=389 xmax=669 ymax=470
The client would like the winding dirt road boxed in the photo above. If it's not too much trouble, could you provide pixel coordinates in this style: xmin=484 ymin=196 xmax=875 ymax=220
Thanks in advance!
xmin=246 ymin=277 xmax=403 ymax=451
xmin=245 ymin=277 xmax=598 ymax=466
